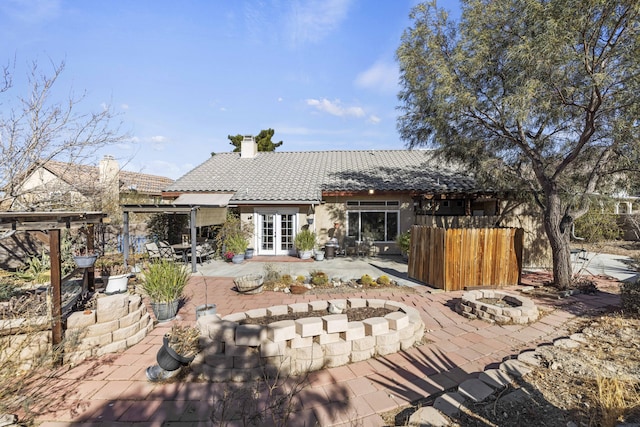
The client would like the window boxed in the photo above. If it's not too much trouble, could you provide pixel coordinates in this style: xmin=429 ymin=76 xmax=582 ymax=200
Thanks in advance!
xmin=347 ymin=210 xmax=399 ymax=242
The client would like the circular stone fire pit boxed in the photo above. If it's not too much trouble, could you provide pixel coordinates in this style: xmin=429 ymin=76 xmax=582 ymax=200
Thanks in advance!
xmin=455 ymin=290 xmax=539 ymax=324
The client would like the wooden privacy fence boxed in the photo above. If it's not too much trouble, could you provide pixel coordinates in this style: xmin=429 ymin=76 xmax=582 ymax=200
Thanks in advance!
xmin=408 ymin=226 xmax=524 ymax=291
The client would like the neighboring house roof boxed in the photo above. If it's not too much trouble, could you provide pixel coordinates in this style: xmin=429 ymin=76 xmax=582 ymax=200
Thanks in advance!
xmin=43 ymin=160 xmax=173 ymax=195
xmin=166 ymin=150 xmax=477 ymax=203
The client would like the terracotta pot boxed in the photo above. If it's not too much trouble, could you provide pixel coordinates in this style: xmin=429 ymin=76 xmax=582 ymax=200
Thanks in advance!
xmin=289 ymin=284 xmax=308 ymax=294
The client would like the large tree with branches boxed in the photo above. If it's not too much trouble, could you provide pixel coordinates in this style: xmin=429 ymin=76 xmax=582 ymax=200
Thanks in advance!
xmin=397 ymin=0 xmax=640 ymax=288
xmin=0 ymin=59 xmax=126 ymax=210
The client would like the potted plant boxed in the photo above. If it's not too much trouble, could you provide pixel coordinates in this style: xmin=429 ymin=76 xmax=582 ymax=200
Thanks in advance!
xmin=147 ymin=324 xmax=200 ymax=382
xmin=294 ymin=229 xmax=316 ymax=259
xmin=314 ymin=245 xmax=325 ymax=261
xmin=73 ymin=248 xmax=99 ymax=268
xmin=225 ymin=234 xmax=249 ymax=264
xmin=141 ymin=259 xmax=191 ymax=322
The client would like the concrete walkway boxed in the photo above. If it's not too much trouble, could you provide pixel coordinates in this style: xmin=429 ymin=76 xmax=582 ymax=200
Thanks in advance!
xmin=27 ymin=256 xmax=630 ymax=427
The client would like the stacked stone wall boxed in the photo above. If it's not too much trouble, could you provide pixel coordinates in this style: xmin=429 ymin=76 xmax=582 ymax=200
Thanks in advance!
xmin=192 ymin=298 xmax=425 ymax=382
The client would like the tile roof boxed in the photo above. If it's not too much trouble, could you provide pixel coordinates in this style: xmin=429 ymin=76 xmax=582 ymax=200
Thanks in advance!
xmin=44 ymin=160 xmax=173 ymax=195
xmin=166 ymin=150 xmax=477 ymax=203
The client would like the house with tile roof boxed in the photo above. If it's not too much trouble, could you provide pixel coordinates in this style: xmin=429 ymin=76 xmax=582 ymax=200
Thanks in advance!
xmin=4 ymin=156 xmax=174 ymax=215
xmin=164 ymin=136 xmax=500 ymax=256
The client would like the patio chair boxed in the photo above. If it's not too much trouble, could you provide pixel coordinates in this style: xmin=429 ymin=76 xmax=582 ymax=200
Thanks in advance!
xmin=145 ymin=242 xmax=162 ymax=262
xmin=186 ymin=241 xmax=214 ymax=265
xmin=157 ymin=241 xmax=184 ymax=262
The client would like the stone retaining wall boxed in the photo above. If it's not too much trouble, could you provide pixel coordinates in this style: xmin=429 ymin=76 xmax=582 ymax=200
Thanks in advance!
xmin=455 ymin=290 xmax=538 ymax=324
xmin=192 ymin=298 xmax=425 ymax=382
xmin=64 ymin=293 xmax=154 ymax=365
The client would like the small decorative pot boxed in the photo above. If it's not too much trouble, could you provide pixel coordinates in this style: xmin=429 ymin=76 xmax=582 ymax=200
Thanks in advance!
xmin=150 ymin=299 xmax=180 ymax=322
xmin=244 ymin=248 xmax=254 ymax=259
xmin=234 ymin=274 xmax=264 ymax=294
xmin=289 ymin=284 xmax=309 ymax=294
xmin=315 ymin=250 xmax=325 ymax=261
xmin=104 ymin=273 xmax=129 ymax=294
xmin=156 ymin=335 xmax=196 ymax=371
xmin=196 ymin=304 xmax=217 ymax=319
xmin=231 ymin=253 xmax=245 ymax=264
xmin=298 ymin=250 xmax=313 ymax=260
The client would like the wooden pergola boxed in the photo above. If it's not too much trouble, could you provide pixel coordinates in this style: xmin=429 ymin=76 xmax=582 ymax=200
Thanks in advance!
xmin=0 ymin=211 xmax=106 ymax=349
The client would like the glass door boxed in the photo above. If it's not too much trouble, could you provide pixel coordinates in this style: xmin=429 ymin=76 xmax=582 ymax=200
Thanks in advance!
xmin=257 ymin=211 xmax=296 ymax=255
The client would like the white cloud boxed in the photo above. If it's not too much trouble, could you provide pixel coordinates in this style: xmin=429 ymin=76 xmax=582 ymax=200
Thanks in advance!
xmin=121 ymin=103 xmax=129 ymax=110
xmin=151 ymin=135 xmax=167 ymax=143
xmin=306 ymin=98 xmax=365 ymax=118
xmin=286 ymin=0 xmax=352 ymax=47
xmin=368 ymin=115 xmax=381 ymax=124
xmin=355 ymin=61 xmax=399 ymax=94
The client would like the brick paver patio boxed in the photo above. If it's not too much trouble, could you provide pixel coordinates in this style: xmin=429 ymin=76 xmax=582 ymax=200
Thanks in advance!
xmin=26 ymin=270 xmax=622 ymax=427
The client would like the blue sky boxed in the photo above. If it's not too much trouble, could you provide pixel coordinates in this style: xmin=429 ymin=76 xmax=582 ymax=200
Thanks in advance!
xmin=0 ymin=0 xmax=460 ymax=180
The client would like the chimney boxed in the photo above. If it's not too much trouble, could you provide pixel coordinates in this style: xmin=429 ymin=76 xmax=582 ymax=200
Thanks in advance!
xmin=99 ymin=155 xmax=120 ymax=211
xmin=240 ymin=135 xmax=258 ymax=158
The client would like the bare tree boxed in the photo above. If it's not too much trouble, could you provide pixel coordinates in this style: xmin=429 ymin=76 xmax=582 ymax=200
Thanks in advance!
xmin=0 ymin=59 xmax=127 ymax=210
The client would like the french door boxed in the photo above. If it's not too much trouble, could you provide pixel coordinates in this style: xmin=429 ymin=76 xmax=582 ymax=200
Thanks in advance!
xmin=256 ymin=210 xmax=296 ymax=255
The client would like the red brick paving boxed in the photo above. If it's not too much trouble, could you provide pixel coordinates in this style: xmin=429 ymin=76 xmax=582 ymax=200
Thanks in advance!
xmin=29 ymin=271 xmax=623 ymax=427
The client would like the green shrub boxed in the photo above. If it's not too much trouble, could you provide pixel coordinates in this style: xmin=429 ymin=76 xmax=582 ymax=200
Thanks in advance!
xmin=377 ymin=275 xmax=391 ymax=285
xmin=296 ymin=275 xmax=306 ymax=284
xmin=310 ymin=270 xmax=328 ymax=286
xmin=141 ymin=260 xmax=191 ymax=303
xmin=294 ymin=229 xmax=316 ymax=251
xmin=574 ymin=204 xmax=620 ymax=242
xmin=621 ymin=280 xmax=640 ymax=316
xmin=281 ymin=274 xmax=293 ymax=285
xmin=360 ymin=274 xmax=374 ymax=285
xmin=396 ymin=231 xmax=411 ymax=255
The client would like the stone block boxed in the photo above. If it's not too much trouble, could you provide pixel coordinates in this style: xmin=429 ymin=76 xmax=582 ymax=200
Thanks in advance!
xmin=126 ymin=328 xmax=148 ymax=347
xmin=119 ymin=307 xmax=143 ymax=328
xmin=384 ymin=301 xmax=404 ymax=311
xmin=458 ymin=378 xmax=494 ymax=402
xmin=398 ymin=325 xmax=414 ymax=340
xmin=433 ymin=392 xmax=466 ymax=417
xmin=363 ymin=317 xmax=389 ymax=336
xmin=295 ymin=342 xmax=324 ymax=361
xmin=308 ymin=300 xmax=328 ymax=311
xmin=267 ymin=305 xmax=289 ymax=316
xmin=288 ymin=303 xmax=309 ymax=313
xmin=295 ymin=317 xmax=323 ymax=337
xmin=234 ymin=353 xmax=261 ymax=369
xmin=351 ymin=335 xmax=376 ymax=351
xmin=204 ymin=352 xmax=234 ymax=368
xmin=328 ymin=298 xmax=347 ymax=309
xmin=316 ymin=331 xmax=340 ymax=345
xmin=500 ymin=359 xmax=531 ymax=377
xmin=377 ymin=342 xmax=400 ymax=355
xmin=348 ymin=298 xmax=367 ymax=308
xmin=203 ymin=320 xmax=237 ymax=343
xmin=376 ymin=330 xmax=400 ymax=346
xmin=86 ymin=318 xmax=119 ymax=337
xmin=96 ymin=293 xmax=130 ymax=323
xmin=367 ymin=299 xmax=386 ymax=308
xmin=350 ymin=347 xmax=375 ymax=362
xmin=483 ymin=305 xmax=502 ymax=316
xmin=481 ymin=290 xmax=495 ymax=299
xmin=323 ymin=339 xmax=350 ymax=356
xmin=341 ymin=321 xmax=365 ymax=341
xmin=224 ymin=342 xmax=256 ymax=357
xmin=501 ymin=307 xmax=522 ymax=317
xmin=385 ymin=311 xmax=409 ymax=330
xmin=96 ymin=338 xmax=127 ymax=356
xmin=294 ymin=356 xmax=325 ymax=374
xmin=261 ymin=340 xmax=287 ymax=357
xmin=479 ymin=369 xmax=512 ymax=389
xmin=67 ymin=310 xmax=96 ymax=329
xmin=112 ymin=321 xmax=140 ymax=342
xmin=128 ymin=294 xmax=142 ymax=311
xmin=493 ymin=314 xmax=511 ymax=324
xmin=408 ymin=407 xmax=449 ymax=427
xmin=193 ymin=364 xmax=232 ymax=382
xmin=200 ymin=338 xmax=223 ymax=355
xmin=222 ymin=312 xmax=246 ymax=322
xmin=290 ymin=334 xmax=313 ymax=349
xmin=77 ymin=331 xmax=112 ymax=350
xmin=325 ymin=353 xmax=350 ymax=368
xmin=268 ymin=320 xmax=296 ymax=342
xmin=235 ymin=324 xmax=266 ymax=346
xmin=400 ymin=337 xmax=415 ymax=350
xmin=517 ymin=350 xmax=542 ymax=367
xmin=245 ymin=308 xmax=267 ymax=318
xmin=322 ymin=314 xmax=348 ymax=334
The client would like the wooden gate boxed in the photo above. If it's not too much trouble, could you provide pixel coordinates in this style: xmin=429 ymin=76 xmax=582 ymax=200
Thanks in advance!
xmin=407 ymin=226 xmax=523 ymax=291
